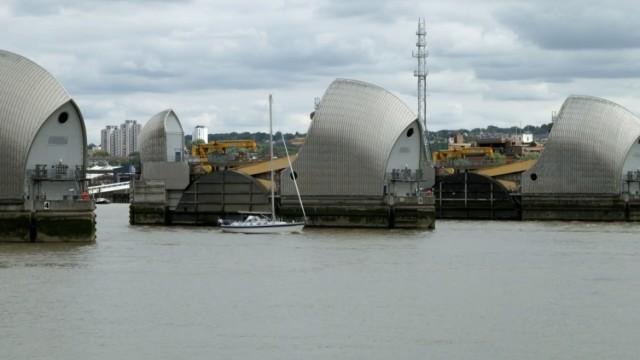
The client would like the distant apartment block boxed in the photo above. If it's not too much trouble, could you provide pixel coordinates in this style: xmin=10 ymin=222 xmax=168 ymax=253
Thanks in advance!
xmin=192 ymin=125 xmax=208 ymax=143
xmin=100 ymin=125 xmax=118 ymax=155
xmin=100 ymin=120 xmax=142 ymax=157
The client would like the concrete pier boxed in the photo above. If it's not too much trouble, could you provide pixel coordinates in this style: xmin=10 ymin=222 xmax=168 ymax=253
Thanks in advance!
xmin=129 ymin=204 xmax=168 ymax=225
xmin=280 ymin=196 xmax=436 ymax=229
xmin=129 ymin=180 xmax=167 ymax=225
xmin=0 ymin=205 xmax=31 ymax=242
xmin=521 ymin=194 xmax=639 ymax=221
xmin=0 ymin=200 xmax=95 ymax=242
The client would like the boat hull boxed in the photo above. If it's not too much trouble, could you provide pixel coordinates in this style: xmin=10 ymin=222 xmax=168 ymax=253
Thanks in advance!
xmin=220 ymin=222 xmax=304 ymax=234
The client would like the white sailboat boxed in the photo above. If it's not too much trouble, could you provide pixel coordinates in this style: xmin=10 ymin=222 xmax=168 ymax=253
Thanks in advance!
xmin=220 ymin=94 xmax=306 ymax=234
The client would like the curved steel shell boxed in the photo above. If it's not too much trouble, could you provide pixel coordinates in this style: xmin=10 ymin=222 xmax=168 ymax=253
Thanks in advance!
xmin=0 ymin=50 xmax=73 ymax=200
xmin=139 ymin=109 xmax=182 ymax=162
xmin=281 ymin=79 xmax=423 ymax=197
xmin=522 ymin=96 xmax=640 ymax=194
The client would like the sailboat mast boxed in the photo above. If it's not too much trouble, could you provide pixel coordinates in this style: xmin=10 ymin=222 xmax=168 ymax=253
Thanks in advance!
xmin=269 ymin=94 xmax=275 ymax=221
xmin=281 ymin=132 xmax=306 ymax=221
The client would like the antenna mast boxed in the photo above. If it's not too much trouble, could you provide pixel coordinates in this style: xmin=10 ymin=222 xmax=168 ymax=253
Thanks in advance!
xmin=413 ymin=17 xmax=430 ymax=157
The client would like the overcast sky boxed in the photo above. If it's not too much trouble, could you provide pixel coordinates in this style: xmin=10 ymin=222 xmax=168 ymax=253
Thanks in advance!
xmin=2 ymin=0 xmax=640 ymax=143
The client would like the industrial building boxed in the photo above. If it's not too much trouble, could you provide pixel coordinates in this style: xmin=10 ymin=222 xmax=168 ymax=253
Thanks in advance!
xmin=131 ymin=109 xmax=190 ymax=222
xmin=521 ymin=95 xmax=640 ymax=220
xmin=130 ymin=110 xmax=270 ymax=225
xmin=433 ymin=95 xmax=640 ymax=221
xmin=130 ymin=79 xmax=436 ymax=228
xmin=280 ymin=79 xmax=436 ymax=228
xmin=139 ymin=109 xmax=186 ymax=163
xmin=0 ymin=50 xmax=94 ymax=241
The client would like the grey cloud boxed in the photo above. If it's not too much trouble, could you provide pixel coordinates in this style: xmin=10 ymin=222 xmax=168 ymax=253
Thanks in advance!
xmin=8 ymin=0 xmax=189 ymax=15
xmin=4 ymin=0 xmax=640 ymax=137
xmin=469 ymin=49 xmax=640 ymax=82
xmin=5 ymin=0 xmax=407 ymax=97
xmin=315 ymin=0 xmax=414 ymax=22
xmin=55 ymin=27 xmax=380 ymax=95
xmin=239 ymin=33 xmax=378 ymax=73
xmin=497 ymin=2 xmax=640 ymax=50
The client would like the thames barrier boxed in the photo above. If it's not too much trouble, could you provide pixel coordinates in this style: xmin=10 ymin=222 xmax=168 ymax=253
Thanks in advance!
xmin=5 ymin=49 xmax=640 ymax=242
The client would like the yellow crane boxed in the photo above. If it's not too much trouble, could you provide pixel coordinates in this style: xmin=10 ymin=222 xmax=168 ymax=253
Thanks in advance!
xmin=191 ymin=140 xmax=257 ymax=173
xmin=432 ymin=147 xmax=494 ymax=162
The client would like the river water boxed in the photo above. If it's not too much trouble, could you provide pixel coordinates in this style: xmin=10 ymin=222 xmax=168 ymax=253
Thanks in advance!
xmin=1 ymin=204 xmax=640 ymax=359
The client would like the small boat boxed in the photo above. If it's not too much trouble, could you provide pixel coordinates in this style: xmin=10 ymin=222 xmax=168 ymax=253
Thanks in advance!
xmin=95 ymin=197 xmax=111 ymax=204
xmin=219 ymin=215 xmax=304 ymax=234
xmin=220 ymin=94 xmax=306 ymax=234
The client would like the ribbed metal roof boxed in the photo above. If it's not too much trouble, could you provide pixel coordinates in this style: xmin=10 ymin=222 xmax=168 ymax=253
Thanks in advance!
xmin=522 ymin=95 xmax=640 ymax=194
xmin=281 ymin=78 xmax=422 ymax=197
xmin=0 ymin=50 xmax=74 ymax=201
xmin=139 ymin=109 xmax=183 ymax=162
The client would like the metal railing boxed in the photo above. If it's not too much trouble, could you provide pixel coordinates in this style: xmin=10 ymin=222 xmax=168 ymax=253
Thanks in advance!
xmin=88 ymin=181 xmax=131 ymax=194
xmin=29 ymin=164 xmax=85 ymax=181
xmin=387 ymin=169 xmax=425 ymax=182
xmin=622 ymin=170 xmax=640 ymax=200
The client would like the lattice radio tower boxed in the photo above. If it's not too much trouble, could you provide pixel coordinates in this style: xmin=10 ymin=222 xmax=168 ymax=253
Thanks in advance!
xmin=413 ymin=18 xmax=430 ymax=156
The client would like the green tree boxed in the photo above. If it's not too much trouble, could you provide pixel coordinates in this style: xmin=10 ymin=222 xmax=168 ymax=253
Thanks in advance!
xmin=91 ymin=150 xmax=110 ymax=158
xmin=121 ymin=152 xmax=141 ymax=168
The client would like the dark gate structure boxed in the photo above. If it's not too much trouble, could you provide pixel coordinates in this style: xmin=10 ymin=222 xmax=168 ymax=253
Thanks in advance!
xmin=434 ymin=172 xmax=520 ymax=220
xmin=172 ymin=170 xmax=270 ymax=224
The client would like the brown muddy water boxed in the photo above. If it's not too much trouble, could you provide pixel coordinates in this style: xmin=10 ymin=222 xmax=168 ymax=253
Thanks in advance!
xmin=1 ymin=204 xmax=640 ymax=359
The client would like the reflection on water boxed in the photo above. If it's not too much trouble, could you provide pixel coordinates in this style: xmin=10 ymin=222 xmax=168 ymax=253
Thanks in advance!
xmin=0 ymin=243 xmax=95 ymax=269
xmin=2 ymin=204 xmax=640 ymax=360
